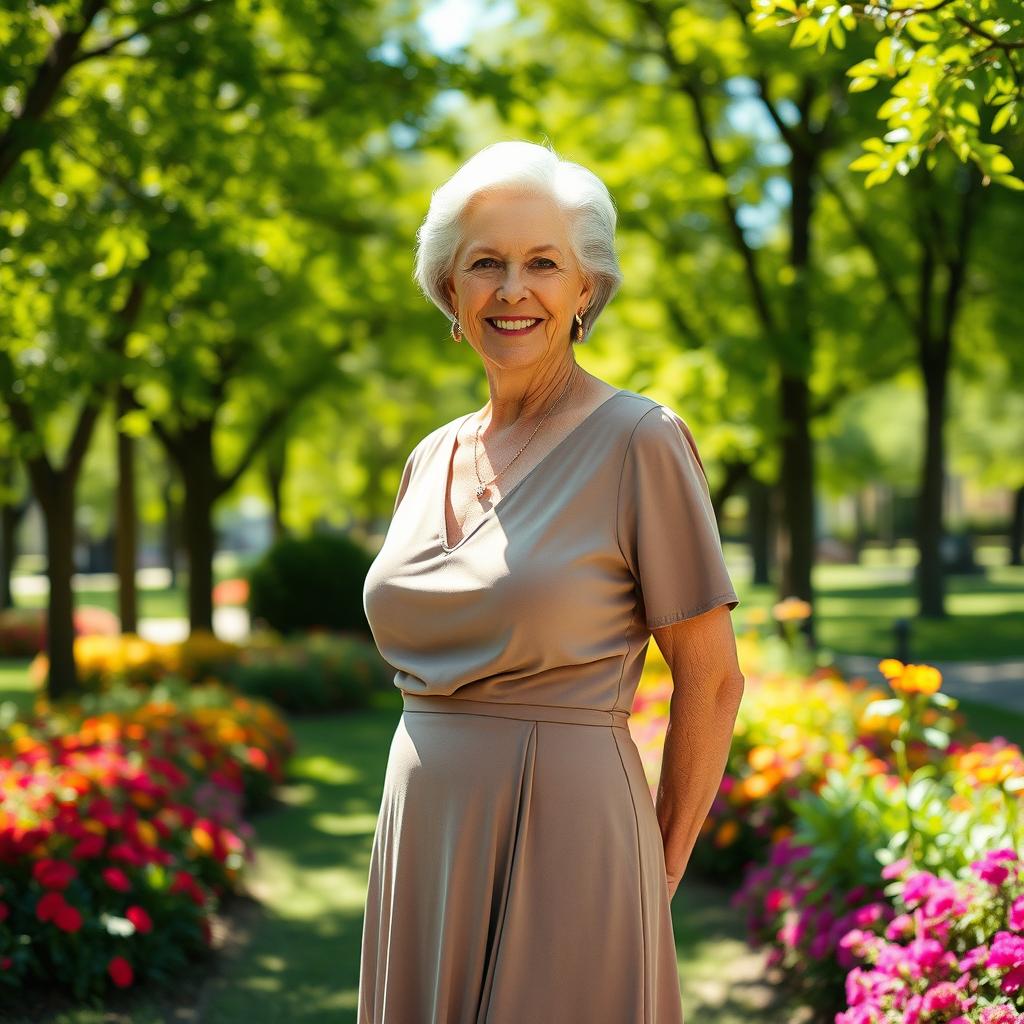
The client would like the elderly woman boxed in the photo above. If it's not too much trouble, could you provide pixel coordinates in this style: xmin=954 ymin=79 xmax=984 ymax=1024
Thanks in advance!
xmin=359 ymin=141 xmax=745 ymax=1023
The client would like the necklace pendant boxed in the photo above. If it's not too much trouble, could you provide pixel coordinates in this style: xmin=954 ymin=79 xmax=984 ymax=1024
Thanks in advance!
xmin=475 ymin=484 xmax=487 ymax=498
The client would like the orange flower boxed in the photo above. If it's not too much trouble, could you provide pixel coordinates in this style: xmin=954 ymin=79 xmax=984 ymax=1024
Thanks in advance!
xmin=714 ymin=820 xmax=739 ymax=847
xmin=191 ymin=825 xmax=215 ymax=855
xmin=878 ymin=659 xmax=942 ymax=695
xmin=772 ymin=597 xmax=812 ymax=622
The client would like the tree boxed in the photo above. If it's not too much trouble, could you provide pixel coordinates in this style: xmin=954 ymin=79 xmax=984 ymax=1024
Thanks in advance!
xmin=749 ymin=0 xmax=1024 ymax=188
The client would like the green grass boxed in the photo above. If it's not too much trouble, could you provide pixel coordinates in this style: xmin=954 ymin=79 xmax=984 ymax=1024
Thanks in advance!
xmin=726 ymin=543 xmax=1024 ymax=661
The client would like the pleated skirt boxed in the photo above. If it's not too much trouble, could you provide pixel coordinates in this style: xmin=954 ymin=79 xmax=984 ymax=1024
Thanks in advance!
xmin=357 ymin=694 xmax=685 ymax=1024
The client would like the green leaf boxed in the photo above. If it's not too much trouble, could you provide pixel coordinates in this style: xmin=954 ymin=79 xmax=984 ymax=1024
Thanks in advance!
xmin=849 ymin=152 xmax=883 ymax=170
xmin=850 ymin=76 xmax=878 ymax=93
xmin=791 ymin=16 xmax=823 ymax=47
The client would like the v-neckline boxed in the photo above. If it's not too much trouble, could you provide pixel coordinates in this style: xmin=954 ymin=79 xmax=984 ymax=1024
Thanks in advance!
xmin=438 ymin=389 xmax=627 ymax=553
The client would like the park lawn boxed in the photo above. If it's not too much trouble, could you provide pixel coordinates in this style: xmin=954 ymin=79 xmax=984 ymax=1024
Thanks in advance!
xmin=1 ymin=652 xmax=1022 ymax=1022
xmin=726 ymin=544 xmax=1024 ymax=662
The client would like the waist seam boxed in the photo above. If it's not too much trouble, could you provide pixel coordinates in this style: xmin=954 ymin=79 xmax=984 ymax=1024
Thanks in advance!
xmin=401 ymin=692 xmax=631 ymax=730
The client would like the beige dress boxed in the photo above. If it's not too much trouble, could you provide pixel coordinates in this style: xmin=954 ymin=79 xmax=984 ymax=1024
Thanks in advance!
xmin=359 ymin=388 xmax=739 ymax=1023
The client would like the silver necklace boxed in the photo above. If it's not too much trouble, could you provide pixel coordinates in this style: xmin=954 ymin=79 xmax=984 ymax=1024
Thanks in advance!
xmin=468 ymin=365 xmax=580 ymax=502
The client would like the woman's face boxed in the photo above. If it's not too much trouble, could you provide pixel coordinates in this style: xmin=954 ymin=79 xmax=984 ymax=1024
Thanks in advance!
xmin=446 ymin=189 xmax=593 ymax=366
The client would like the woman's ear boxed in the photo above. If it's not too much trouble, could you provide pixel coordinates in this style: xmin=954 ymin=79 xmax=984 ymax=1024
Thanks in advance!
xmin=442 ymin=279 xmax=457 ymax=318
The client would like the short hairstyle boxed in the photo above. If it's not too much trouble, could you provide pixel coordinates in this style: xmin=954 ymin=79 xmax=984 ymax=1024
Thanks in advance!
xmin=413 ymin=140 xmax=623 ymax=344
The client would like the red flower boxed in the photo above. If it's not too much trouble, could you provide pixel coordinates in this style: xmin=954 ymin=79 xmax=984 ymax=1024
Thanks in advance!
xmin=102 ymin=867 xmax=132 ymax=893
xmin=107 ymin=842 xmax=144 ymax=866
xmin=108 ymin=955 xmax=133 ymax=988
xmin=54 ymin=902 xmax=82 ymax=933
xmin=71 ymin=834 xmax=105 ymax=859
xmin=32 ymin=858 xmax=77 ymax=889
xmin=35 ymin=890 xmax=65 ymax=922
xmin=0 ymin=901 xmax=8 ymax=923
xmin=246 ymin=746 xmax=268 ymax=770
xmin=0 ymin=956 xmax=11 ymax=971
xmin=125 ymin=906 xmax=152 ymax=934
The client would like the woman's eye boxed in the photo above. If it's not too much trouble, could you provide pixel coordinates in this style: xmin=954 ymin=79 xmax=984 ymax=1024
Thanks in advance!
xmin=468 ymin=257 xmax=557 ymax=269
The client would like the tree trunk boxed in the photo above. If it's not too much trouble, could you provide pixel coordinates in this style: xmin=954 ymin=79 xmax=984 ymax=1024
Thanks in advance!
xmin=915 ymin=356 xmax=947 ymax=617
xmin=747 ymin=476 xmax=773 ymax=586
xmin=1010 ymin=484 xmax=1023 ymax=567
xmin=0 ymin=458 xmax=29 ymax=610
xmin=778 ymin=373 xmax=816 ymax=645
xmin=180 ymin=423 xmax=217 ymax=634
xmin=43 ymin=481 xmax=80 ymax=701
xmin=115 ymin=385 xmax=139 ymax=633
xmin=777 ymin=112 xmax=818 ymax=648
xmin=851 ymin=488 xmax=866 ymax=564
xmin=265 ymin=440 xmax=287 ymax=543
xmin=162 ymin=472 xmax=179 ymax=589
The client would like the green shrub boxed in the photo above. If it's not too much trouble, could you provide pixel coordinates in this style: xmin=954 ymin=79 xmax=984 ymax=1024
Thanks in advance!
xmin=247 ymin=532 xmax=374 ymax=636
xmin=225 ymin=629 xmax=393 ymax=712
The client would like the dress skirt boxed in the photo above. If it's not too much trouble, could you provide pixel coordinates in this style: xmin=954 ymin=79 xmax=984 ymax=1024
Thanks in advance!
xmin=358 ymin=695 xmax=685 ymax=1023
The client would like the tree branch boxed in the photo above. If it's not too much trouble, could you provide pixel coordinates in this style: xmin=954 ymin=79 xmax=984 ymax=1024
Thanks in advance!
xmin=70 ymin=0 xmax=221 ymax=66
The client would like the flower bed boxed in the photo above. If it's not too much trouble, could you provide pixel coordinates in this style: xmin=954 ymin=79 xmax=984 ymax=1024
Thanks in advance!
xmin=0 ymin=605 xmax=120 ymax=658
xmin=0 ymin=679 xmax=294 ymax=998
xmin=28 ymin=630 xmax=243 ymax=696
xmin=26 ymin=628 xmax=391 ymax=713
xmin=628 ymin=600 xmax=1024 ymax=1020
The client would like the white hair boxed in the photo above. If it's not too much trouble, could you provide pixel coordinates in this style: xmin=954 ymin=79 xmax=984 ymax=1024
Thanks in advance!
xmin=413 ymin=140 xmax=623 ymax=344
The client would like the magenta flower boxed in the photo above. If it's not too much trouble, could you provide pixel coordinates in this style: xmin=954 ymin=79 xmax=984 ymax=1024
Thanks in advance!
xmin=921 ymin=981 xmax=962 ymax=1014
xmin=972 ymin=848 xmax=1020 ymax=887
xmin=988 ymin=931 xmax=1024 ymax=994
xmin=1010 ymin=895 xmax=1024 ymax=933
xmin=882 ymin=856 xmax=912 ymax=880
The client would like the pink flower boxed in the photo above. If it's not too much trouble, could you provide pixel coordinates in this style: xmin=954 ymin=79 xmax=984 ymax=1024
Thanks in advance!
xmin=852 ymin=902 xmax=886 ymax=928
xmin=882 ymin=857 xmax=911 ymax=880
xmin=971 ymin=848 xmax=1019 ymax=887
xmin=1010 ymin=895 xmax=1024 ymax=932
xmin=885 ymin=913 xmax=915 ymax=941
xmin=988 ymin=932 xmax=1024 ymax=993
xmin=921 ymin=981 xmax=961 ymax=1014
xmin=901 ymin=871 xmax=940 ymax=908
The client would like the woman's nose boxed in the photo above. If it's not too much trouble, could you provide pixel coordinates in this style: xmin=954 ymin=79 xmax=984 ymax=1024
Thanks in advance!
xmin=497 ymin=267 xmax=528 ymax=302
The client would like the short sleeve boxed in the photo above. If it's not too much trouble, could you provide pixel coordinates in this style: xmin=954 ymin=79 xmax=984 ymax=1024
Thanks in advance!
xmin=392 ymin=446 xmax=418 ymax=516
xmin=616 ymin=405 xmax=740 ymax=629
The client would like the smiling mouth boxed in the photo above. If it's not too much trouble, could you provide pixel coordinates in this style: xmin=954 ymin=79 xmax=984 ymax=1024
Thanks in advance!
xmin=486 ymin=317 xmax=543 ymax=335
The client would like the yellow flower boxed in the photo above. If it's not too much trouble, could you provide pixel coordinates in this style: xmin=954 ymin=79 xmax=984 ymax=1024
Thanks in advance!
xmin=878 ymin=659 xmax=904 ymax=679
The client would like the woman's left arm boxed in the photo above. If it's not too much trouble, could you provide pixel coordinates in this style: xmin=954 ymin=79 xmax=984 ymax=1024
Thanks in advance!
xmin=650 ymin=603 xmax=745 ymax=900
